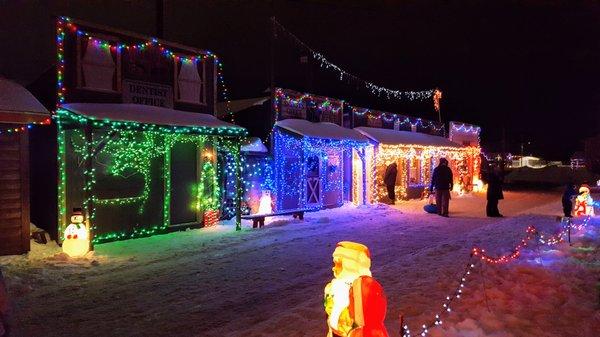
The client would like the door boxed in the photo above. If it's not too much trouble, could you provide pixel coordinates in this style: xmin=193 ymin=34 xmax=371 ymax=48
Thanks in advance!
xmin=169 ymin=141 xmax=198 ymax=225
xmin=306 ymin=155 xmax=320 ymax=206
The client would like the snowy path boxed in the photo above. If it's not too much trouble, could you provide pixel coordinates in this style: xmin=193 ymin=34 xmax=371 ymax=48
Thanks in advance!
xmin=1 ymin=191 xmax=599 ymax=337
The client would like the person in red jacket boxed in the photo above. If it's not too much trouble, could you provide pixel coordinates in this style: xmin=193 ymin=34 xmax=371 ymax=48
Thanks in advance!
xmin=324 ymin=241 xmax=389 ymax=337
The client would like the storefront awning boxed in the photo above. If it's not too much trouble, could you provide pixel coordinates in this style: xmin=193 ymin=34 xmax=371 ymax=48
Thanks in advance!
xmin=59 ymin=103 xmax=246 ymax=135
xmin=216 ymin=96 xmax=269 ymax=116
xmin=241 ymin=137 xmax=268 ymax=153
xmin=355 ymin=127 xmax=463 ymax=148
xmin=0 ymin=77 xmax=50 ymax=123
xmin=276 ymin=118 xmax=368 ymax=142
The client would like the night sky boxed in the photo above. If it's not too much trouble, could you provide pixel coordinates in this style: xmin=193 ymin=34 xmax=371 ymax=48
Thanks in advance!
xmin=1 ymin=0 xmax=598 ymax=160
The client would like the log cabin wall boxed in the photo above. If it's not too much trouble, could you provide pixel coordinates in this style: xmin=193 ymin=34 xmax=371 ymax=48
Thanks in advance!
xmin=0 ymin=128 xmax=30 ymax=255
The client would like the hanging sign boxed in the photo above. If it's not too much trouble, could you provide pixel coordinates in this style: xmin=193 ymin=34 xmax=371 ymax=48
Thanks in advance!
xmin=122 ymin=79 xmax=173 ymax=108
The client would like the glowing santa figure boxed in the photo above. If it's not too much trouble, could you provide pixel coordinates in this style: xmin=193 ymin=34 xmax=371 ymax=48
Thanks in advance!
xmin=324 ymin=241 xmax=388 ymax=337
xmin=574 ymin=185 xmax=595 ymax=217
xmin=62 ymin=208 xmax=90 ymax=257
xmin=257 ymin=190 xmax=273 ymax=215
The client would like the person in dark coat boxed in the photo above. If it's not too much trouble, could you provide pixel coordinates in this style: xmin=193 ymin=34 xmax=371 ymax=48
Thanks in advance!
xmin=384 ymin=162 xmax=398 ymax=203
xmin=561 ymin=183 xmax=579 ymax=218
xmin=429 ymin=158 xmax=453 ymax=217
xmin=486 ymin=165 xmax=504 ymax=217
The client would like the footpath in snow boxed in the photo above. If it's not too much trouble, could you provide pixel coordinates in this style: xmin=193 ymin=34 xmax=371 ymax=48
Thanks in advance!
xmin=0 ymin=191 xmax=598 ymax=337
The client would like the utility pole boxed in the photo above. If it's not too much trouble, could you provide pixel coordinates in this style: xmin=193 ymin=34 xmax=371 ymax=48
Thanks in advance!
xmin=156 ymin=0 xmax=164 ymax=38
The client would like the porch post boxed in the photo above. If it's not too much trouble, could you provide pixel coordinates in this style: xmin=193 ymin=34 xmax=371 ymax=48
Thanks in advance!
xmin=56 ymin=119 xmax=68 ymax=243
xmin=361 ymin=148 xmax=367 ymax=205
xmin=83 ymin=125 xmax=95 ymax=250
xmin=235 ymin=142 xmax=242 ymax=231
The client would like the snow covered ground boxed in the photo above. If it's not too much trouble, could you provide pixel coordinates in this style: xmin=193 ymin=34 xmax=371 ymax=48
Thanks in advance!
xmin=1 ymin=191 xmax=598 ymax=337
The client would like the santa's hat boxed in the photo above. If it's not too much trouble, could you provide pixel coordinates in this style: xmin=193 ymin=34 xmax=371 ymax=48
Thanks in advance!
xmin=333 ymin=241 xmax=371 ymax=270
xmin=579 ymin=185 xmax=590 ymax=194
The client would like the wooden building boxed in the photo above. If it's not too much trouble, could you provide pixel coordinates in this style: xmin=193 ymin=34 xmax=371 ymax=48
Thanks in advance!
xmin=0 ymin=78 xmax=50 ymax=255
xmin=55 ymin=17 xmax=246 ymax=245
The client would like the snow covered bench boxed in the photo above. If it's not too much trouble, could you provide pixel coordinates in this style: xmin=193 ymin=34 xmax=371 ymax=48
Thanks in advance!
xmin=241 ymin=209 xmax=309 ymax=228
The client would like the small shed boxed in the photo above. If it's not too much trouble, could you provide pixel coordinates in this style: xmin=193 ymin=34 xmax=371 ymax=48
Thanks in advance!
xmin=0 ymin=78 xmax=50 ymax=255
xmin=273 ymin=119 xmax=371 ymax=211
xmin=56 ymin=103 xmax=246 ymax=244
xmin=355 ymin=127 xmax=481 ymax=200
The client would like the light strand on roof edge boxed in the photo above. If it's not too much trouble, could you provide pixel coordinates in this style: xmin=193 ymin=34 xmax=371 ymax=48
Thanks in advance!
xmin=56 ymin=17 xmax=236 ymax=123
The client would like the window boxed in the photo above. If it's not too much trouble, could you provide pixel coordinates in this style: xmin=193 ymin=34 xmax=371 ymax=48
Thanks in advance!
xmin=408 ymin=158 xmax=421 ymax=186
xmin=79 ymin=37 xmax=120 ymax=92
xmin=175 ymin=60 xmax=205 ymax=104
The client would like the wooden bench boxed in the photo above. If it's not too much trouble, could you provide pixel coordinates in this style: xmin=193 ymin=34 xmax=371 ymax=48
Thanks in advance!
xmin=241 ymin=209 xmax=309 ymax=228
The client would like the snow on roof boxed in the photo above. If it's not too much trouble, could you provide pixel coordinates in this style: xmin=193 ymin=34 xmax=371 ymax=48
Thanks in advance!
xmin=216 ymin=96 xmax=269 ymax=115
xmin=0 ymin=77 xmax=49 ymax=115
xmin=241 ymin=137 xmax=268 ymax=153
xmin=276 ymin=118 xmax=368 ymax=142
xmin=60 ymin=103 xmax=244 ymax=130
xmin=355 ymin=126 xmax=463 ymax=148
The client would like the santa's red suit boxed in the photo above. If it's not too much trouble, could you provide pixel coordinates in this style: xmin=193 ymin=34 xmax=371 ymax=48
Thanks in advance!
xmin=347 ymin=276 xmax=389 ymax=337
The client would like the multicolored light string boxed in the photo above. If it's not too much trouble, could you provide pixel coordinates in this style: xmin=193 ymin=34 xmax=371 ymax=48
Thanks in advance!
xmin=352 ymin=107 xmax=445 ymax=134
xmin=56 ymin=17 xmax=235 ymax=124
xmin=272 ymin=18 xmax=440 ymax=104
xmin=0 ymin=118 xmax=52 ymax=135
xmin=402 ymin=215 xmax=593 ymax=337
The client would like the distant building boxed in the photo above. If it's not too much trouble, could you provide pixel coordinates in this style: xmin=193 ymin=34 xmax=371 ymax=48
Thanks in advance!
xmin=570 ymin=151 xmax=586 ymax=169
xmin=511 ymin=156 xmax=562 ymax=169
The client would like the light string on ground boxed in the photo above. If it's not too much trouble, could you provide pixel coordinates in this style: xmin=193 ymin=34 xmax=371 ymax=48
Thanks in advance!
xmin=401 ymin=216 xmax=592 ymax=337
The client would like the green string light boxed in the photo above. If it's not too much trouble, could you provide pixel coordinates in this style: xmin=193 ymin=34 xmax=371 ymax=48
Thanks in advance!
xmin=57 ymin=109 xmax=244 ymax=244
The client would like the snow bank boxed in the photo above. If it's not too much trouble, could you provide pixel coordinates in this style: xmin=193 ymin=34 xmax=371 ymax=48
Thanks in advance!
xmin=0 ymin=191 xmax=598 ymax=337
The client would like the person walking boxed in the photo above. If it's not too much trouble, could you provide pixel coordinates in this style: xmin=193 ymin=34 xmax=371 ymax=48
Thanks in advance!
xmin=383 ymin=162 xmax=398 ymax=204
xmin=429 ymin=158 xmax=453 ymax=217
xmin=486 ymin=164 xmax=504 ymax=217
xmin=561 ymin=183 xmax=578 ymax=218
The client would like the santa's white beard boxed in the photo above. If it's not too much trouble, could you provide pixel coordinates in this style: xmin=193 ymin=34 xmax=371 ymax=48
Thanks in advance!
xmin=328 ymin=278 xmax=353 ymax=330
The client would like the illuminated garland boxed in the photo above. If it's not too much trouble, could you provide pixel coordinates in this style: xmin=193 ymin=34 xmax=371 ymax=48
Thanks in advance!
xmin=374 ymin=144 xmax=481 ymax=200
xmin=274 ymin=129 xmax=369 ymax=210
xmin=56 ymin=17 xmax=236 ymax=123
xmin=197 ymin=160 xmax=220 ymax=211
xmin=55 ymin=17 xmax=246 ymax=242
xmin=57 ymin=108 xmax=245 ymax=137
xmin=0 ymin=119 xmax=52 ymax=135
xmin=449 ymin=122 xmax=481 ymax=147
xmin=272 ymin=18 xmax=440 ymax=104
xmin=351 ymin=107 xmax=444 ymax=133
xmin=402 ymin=216 xmax=592 ymax=337
xmin=57 ymin=110 xmax=243 ymax=243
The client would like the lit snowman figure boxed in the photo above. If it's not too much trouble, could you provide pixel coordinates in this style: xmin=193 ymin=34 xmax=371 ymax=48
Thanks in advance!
xmin=62 ymin=208 xmax=90 ymax=257
xmin=257 ymin=190 xmax=273 ymax=215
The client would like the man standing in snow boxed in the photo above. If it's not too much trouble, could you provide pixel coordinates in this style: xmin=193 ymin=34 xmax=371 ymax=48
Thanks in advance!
xmin=429 ymin=158 xmax=453 ymax=217
xmin=486 ymin=164 xmax=505 ymax=217
xmin=561 ymin=183 xmax=578 ymax=218
xmin=383 ymin=162 xmax=398 ymax=204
